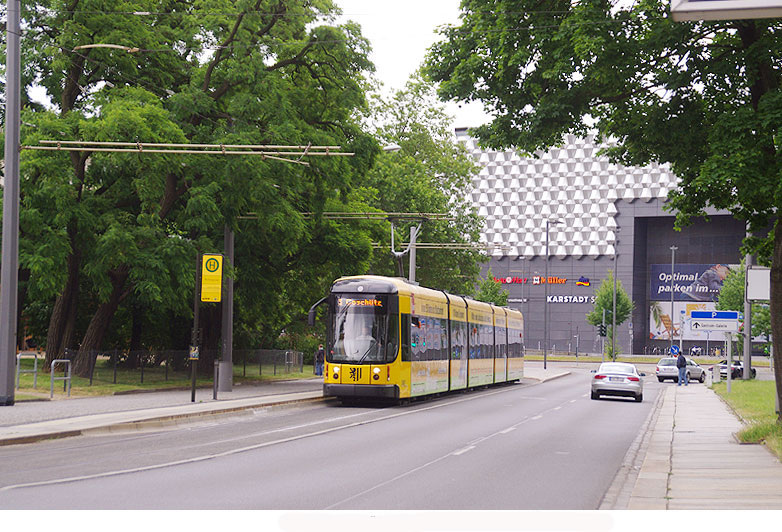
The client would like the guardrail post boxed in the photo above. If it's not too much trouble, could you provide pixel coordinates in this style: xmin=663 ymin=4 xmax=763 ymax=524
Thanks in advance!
xmin=16 ymin=353 xmax=39 ymax=389
xmin=50 ymin=359 xmax=71 ymax=398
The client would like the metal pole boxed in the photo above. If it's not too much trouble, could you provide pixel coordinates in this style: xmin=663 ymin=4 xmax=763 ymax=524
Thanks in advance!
xmin=601 ymin=308 xmax=606 ymax=362
xmin=409 ymin=225 xmax=418 ymax=283
xmin=612 ymin=248 xmax=618 ymax=361
xmin=0 ymin=0 xmax=21 ymax=407
xmin=191 ymin=253 xmax=202 ymax=402
xmin=727 ymin=331 xmax=733 ymax=393
xmin=744 ymin=242 xmax=753 ymax=379
xmin=670 ymin=246 xmax=678 ymax=353
xmin=219 ymin=224 xmax=234 ymax=392
xmin=544 ymin=221 xmax=550 ymax=370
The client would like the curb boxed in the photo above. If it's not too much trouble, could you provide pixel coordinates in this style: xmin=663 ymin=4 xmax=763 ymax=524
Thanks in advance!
xmin=0 ymin=394 xmax=328 ymax=447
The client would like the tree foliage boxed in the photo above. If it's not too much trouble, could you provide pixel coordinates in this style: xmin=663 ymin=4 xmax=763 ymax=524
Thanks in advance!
xmin=473 ymin=268 xmax=509 ymax=306
xmin=362 ymin=75 xmax=486 ymax=295
xmin=424 ymin=0 xmax=782 ymax=419
xmin=585 ymin=270 xmax=633 ymax=359
xmin=10 ymin=0 xmax=377 ymax=375
xmin=717 ymin=261 xmax=772 ymax=344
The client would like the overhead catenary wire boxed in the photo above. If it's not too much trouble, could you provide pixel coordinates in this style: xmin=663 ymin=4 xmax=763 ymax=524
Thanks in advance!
xmin=22 ymin=140 xmax=353 ymax=165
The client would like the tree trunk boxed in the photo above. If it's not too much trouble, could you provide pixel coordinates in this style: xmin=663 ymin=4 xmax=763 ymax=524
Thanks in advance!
xmin=771 ymin=227 xmax=782 ymax=423
xmin=72 ymin=268 xmax=129 ymax=377
xmin=44 ymin=243 xmax=80 ymax=368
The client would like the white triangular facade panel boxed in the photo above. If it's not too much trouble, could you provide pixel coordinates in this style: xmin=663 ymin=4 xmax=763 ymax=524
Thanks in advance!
xmin=457 ymin=130 xmax=678 ymax=259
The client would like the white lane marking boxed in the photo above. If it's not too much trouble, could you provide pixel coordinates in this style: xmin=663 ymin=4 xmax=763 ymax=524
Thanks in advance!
xmin=569 ymin=399 xmax=577 ymax=403
xmin=452 ymin=446 xmax=476 ymax=456
xmin=531 ymin=414 xmax=543 ymax=420
xmin=499 ymin=427 xmax=515 ymax=434
xmin=553 ymin=406 xmax=562 ymax=411
xmin=1 ymin=380 xmax=537 ymax=492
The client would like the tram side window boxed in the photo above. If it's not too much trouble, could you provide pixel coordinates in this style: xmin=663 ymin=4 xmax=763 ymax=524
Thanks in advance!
xmin=482 ymin=323 xmax=493 ymax=359
xmin=496 ymin=326 xmax=507 ymax=358
xmin=411 ymin=316 xmax=423 ymax=362
xmin=452 ymin=321 xmax=467 ymax=360
xmin=401 ymin=314 xmax=411 ymax=362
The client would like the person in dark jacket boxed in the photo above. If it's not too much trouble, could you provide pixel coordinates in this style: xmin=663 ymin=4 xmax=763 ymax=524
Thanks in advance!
xmin=676 ymin=351 xmax=688 ymax=386
xmin=315 ymin=344 xmax=325 ymax=376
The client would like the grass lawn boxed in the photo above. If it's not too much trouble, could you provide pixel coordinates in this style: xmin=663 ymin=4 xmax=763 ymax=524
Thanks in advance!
xmin=12 ymin=359 xmax=318 ymax=400
xmin=713 ymin=379 xmax=782 ymax=460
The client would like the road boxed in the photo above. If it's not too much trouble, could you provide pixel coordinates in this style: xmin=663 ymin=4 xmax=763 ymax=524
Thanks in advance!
xmin=0 ymin=366 xmax=666 ymax=509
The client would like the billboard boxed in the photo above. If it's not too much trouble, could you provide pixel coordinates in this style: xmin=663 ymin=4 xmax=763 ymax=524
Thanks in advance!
xmin=649 ymin=301 xmax=722 ymax=341
xmin=650 ymin=263 xmax=737 ymax=302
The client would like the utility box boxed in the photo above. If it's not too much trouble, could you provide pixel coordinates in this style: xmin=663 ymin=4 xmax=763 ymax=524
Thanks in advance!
xmin=712 ymin=365 xmax=721 ymax=385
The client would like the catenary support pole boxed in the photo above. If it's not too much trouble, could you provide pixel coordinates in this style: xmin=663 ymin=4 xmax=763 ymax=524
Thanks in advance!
xmin=219 ymin=225 xmax=234 ymax=392
xmin=409 ymin=225 xmax=418 ymax=283
xmin=0 ymin=0 xmax=21 ymax=407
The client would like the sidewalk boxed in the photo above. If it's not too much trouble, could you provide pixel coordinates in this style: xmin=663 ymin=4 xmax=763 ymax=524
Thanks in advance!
xmin=623 ymin=383 xmax=782 ymax=509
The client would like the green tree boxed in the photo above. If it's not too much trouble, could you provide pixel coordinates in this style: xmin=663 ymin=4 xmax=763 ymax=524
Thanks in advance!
xmin=362 ymin=75 xmax=486 ymax=294
xmin=14 ymin=1 xmax=376 ymax=376
xmin=586 ymin=270 xmax=633 ymax=360
xmin=424 ymin=1 xmax=782 ymax=417
xmin=473 ymin=268 xmax=509 ymax=306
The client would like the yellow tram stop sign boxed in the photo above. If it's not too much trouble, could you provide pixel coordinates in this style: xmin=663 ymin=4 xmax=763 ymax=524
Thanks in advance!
xmin=200 ymin=254 xmax=223 ymax=302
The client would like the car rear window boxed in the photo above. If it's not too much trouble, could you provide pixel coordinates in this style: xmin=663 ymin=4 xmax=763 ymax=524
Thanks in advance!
xmin=658 ymin=359 xmax=676 ymax=366
xmin=599 ymin=363 xmax=634 ymax=374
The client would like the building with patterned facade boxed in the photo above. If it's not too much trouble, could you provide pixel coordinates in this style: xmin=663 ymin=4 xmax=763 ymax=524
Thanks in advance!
xmin=457 ymin=128 xmax=746 ymax=356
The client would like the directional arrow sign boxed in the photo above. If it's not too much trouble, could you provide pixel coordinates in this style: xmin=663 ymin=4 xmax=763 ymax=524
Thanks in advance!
xmin=690 ymin=319 xmax=739 ymax=332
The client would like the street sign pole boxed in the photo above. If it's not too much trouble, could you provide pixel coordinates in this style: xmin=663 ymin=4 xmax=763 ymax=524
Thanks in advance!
xmin=190 ymin=254 xmax=202 ymax=402
xmin=726 ymin=332 xmax=733 ymax=393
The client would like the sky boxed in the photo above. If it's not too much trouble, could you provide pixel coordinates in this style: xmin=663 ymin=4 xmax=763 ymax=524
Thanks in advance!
xmin=335 ymin=0 xmax=493 ymax=128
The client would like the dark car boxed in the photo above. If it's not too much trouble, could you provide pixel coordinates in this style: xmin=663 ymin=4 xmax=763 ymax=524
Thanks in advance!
xmin=716 ymin=360 xmax=756 ymax=380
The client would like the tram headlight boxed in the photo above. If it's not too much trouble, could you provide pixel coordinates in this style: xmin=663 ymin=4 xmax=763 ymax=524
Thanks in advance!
xmin=332 ymin=366 xmax=339 ymax=380
xmin=373 ymin=367 xmax=380 ymax=381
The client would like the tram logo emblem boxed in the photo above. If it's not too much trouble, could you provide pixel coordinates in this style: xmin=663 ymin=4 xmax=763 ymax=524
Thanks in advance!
xmin=349 ymin=367 xmax=362 ymax=381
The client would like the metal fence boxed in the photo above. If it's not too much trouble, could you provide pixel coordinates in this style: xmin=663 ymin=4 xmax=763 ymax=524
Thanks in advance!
xmin=47 ymin=348 xmax=307 ymax=385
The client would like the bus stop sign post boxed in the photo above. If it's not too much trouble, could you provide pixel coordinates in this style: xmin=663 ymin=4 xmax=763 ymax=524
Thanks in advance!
xmin=190 ymin=254 xmax=202 ymax=403
xmin=190 ymin=254 xmax=223 ymax=402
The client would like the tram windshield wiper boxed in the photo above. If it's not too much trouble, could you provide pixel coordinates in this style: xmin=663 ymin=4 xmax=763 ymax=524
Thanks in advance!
xmin=356 ymin=342 xmax=378 ymax=364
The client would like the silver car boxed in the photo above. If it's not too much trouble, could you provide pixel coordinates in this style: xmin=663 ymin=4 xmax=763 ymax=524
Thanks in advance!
xmin=591 ymin=362 xmax=644 ymax=402
xmin=656 ymin=357 xmax=706 ymax=383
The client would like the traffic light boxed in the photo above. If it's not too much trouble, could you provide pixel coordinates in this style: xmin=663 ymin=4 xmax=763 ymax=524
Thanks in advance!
xmin=598 ymin=324 xmax=607 ymax=337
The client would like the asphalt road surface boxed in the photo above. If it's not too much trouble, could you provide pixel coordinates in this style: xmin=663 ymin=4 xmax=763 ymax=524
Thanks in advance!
xmin=0 ymin=367 xmax=666 ymax=509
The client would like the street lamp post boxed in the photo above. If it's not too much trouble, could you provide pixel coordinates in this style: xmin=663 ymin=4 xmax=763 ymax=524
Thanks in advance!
xmin=544 ymin=219 xmax=562 ymax=370
xmin=670 ymin=246 xmax=678 ymax=353
xmin=612 ymin=237 xmax=619 ymax=360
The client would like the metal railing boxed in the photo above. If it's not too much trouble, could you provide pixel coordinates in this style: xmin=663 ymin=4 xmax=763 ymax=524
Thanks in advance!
xmin=50 ymin=359 xmax=72 ymax=398
xmin=16 ymin=352 xmax=39 ymax=389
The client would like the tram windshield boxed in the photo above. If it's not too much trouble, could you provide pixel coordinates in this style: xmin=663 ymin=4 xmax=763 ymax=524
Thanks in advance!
xmin=329 ymin=294 xmax=391 ymax=364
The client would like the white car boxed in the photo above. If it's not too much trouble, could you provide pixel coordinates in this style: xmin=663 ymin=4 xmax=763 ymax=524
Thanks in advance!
xmin=591 ymin=362 xmax=645 ymax=402
xmin=656 ymin=357 xmax=706 ymax=383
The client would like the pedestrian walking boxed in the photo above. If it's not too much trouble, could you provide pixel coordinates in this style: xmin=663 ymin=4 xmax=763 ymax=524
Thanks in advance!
xmin=676 ymin=351 xmax=688 ymax=386
xmin=315 ymin=344 xmax=325 ymax=376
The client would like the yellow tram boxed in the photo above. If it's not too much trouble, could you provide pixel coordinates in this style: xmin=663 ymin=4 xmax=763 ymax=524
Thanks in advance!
xmin=319 ymin=275 xmax=524 ymax=402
